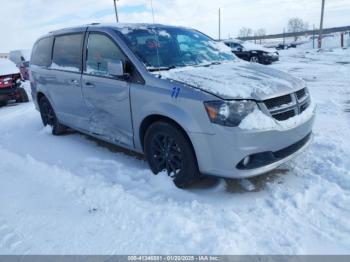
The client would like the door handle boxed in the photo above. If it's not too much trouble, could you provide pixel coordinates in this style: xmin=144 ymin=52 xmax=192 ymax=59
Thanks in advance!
xmin=85 ymin=82 xmax=95 ymax=88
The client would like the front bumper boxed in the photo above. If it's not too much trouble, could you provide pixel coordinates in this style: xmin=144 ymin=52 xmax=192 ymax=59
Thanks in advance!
xmin=261 ymin=55 xmax=279 ymax=64
xmin=189 ymin=112 xmax=315 ymax=179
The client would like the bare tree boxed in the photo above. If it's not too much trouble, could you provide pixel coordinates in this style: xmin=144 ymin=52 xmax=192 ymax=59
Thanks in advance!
xmin=238 ymin=27 xmax=253 ymax=38
xmin=287 ymin=18 xmax=309 ymax=41
xmin=255 ymin=28 xmax=266 ymax=37
xmin=254 ymin=28 xmax=266 ymax=44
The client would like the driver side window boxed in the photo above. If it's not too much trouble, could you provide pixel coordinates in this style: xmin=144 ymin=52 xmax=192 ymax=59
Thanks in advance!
xmin=86 ymin=33 xmax=126 ymax=78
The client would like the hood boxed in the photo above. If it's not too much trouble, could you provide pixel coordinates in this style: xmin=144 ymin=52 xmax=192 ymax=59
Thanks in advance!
xmin=160 ymin=61 xmax=305 ymax=100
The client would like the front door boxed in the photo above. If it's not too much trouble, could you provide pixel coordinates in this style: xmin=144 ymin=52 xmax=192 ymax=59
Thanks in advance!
xmin=81 ymin=32 xmax=134 ymax=148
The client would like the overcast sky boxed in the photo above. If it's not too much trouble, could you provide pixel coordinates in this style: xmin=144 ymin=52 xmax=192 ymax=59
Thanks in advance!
xmin=0 ymin=0 xmax=349 ymax=52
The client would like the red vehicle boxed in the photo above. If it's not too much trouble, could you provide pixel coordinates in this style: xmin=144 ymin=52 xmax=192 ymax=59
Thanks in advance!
xmin=0 ymin=59 xmax=29 ymax=107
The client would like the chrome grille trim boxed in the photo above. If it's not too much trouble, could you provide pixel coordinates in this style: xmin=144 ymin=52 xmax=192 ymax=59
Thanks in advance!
xmin=262 ymin=88 xmax=310 ymax=121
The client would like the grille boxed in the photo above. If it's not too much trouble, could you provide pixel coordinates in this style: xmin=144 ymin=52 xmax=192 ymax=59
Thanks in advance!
xmin=263 ymin=88 xmax=310 ymax=121
xmin=296 ymin=88 xmax=306 ymax=100
xmin=273 ymin=110 xmax=296 ymax=121
xmin=300 ymin=101 xmax=310 ymax=113
xmin=264 ymin=94 xmax=292 ymax=110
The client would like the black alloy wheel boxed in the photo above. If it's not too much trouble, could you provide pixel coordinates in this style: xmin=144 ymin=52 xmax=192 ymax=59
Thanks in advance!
xmin=150 ymin=132 xmax=184 ymax=178
xmin=144 ymin=121 xmax=200 ymax=188
xmin=39 ymin=96 xmax=66 ymax=135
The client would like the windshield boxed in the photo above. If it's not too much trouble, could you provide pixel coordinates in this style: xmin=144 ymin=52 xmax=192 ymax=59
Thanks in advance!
xmin=117 ymin=27 xmax=236 ymax=71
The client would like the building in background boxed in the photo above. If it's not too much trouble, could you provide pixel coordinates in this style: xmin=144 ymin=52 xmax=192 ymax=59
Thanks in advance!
xmin=0 ymin=53 xmax=9 ymax=59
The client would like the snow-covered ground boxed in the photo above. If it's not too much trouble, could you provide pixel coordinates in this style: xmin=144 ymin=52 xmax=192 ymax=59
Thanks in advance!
xmin=0 ymin=49 xmax=349 ymax=255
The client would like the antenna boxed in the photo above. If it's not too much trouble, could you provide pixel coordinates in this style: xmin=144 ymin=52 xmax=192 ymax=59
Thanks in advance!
xmin=150 ymin=0 xmax=156 ymax=24
xmin=150 ymin=0 xmax=161 ymax=73
xmin=113 ymin=0 xmax=119 ymax=23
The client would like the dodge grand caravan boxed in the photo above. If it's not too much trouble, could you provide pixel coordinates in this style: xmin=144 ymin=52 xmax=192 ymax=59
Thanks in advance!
xmin=30 ymin=23 xmax=315 ymax=187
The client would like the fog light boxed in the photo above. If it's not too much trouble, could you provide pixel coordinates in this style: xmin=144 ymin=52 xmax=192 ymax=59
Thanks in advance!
xmin=243 ymin=156 xmax=251 ymax=167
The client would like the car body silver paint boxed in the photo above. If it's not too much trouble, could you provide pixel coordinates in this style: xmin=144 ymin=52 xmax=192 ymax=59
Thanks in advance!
xmin=30 ymin=23 xmax=315 ymax=179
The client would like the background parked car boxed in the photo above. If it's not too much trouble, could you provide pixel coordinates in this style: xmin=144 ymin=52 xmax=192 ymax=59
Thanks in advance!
xmin=0 ymin=58 xmax=29 ymax=107
xmin=9 ymin=49 xmax=31 ymax=80
xmin=224 ymin=39 xmax=279 ymax=65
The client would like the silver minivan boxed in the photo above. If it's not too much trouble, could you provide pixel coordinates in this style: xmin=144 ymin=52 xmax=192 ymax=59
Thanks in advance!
xmin=30 ymin=23 xmax=315 ymax=187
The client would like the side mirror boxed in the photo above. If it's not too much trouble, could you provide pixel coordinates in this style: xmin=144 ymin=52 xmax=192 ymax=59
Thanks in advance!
xmin=108 ymin=60 xmax=125 ymax=77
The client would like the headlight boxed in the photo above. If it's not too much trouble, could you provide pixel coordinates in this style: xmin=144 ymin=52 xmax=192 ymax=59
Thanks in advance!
xmin=204 ymin=100 xmax=258 ymax=127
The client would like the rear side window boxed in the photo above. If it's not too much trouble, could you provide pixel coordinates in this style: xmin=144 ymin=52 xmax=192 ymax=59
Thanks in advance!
xmin=31 ymin=37 xmax=53 ymax=67
xmin=52 ymin=34 xmax=83 ymax=72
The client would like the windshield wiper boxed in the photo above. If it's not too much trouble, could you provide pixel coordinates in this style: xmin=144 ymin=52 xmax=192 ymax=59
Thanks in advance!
xmin=147 ymin=66 xmax=177 ymax=72
xmin=195 ymin=61 xmax=222 ymax=68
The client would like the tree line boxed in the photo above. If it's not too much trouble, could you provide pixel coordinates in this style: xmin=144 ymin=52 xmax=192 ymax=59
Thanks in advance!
xmin=238 ymin=18 xmax=309 ymax=41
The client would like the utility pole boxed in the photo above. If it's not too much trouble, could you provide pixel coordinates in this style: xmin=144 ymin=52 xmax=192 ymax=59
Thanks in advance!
xmin=113 ymin=0 xmax=119 ymax=23
xmin=318 ymin=0 xmax=326 ymax=48
xmin=218 ymin=8 xmax=221 ymax=40
xmin=313 ymin=24 xmax=316 ymax=49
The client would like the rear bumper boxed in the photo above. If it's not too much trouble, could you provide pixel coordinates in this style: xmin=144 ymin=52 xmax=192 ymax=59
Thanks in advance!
xmin=0 ymin=88 xmax=20 ymax=102
xmin=189 ymin=112 xmax=315 ymax=179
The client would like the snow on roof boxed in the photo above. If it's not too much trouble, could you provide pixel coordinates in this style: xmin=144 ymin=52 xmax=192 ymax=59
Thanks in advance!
xmin=241 ymin=41 xmax=275 ymax=52
xmin=0 ymin=58 xmax=19 ymax=76
xmin=223 ymin=38 xmax=243 ymax=44
xmin=224 ymin=39 xmax=275 ymax=52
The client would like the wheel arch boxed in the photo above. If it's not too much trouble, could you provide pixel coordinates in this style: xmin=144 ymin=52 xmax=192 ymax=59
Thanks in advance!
xmin=37 ymin=91 xmax=45 ymax=100
xmin=139 ymin=114 xmax=194 ymax=153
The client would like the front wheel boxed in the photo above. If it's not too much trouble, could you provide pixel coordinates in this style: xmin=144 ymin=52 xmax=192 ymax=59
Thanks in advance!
xmin=144 ymin=122 xmax=200 ymax=188
xmin=250 ymin=56 xmax=259 ymax=63
xmin=39 ymin=96 xmax=67 ymax=135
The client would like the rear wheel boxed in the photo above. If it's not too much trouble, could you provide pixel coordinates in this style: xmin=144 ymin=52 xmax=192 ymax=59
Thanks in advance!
xmin=144 ymin=121 xmax=200 ymax=188
xmin=39 ymin=96 xmax=67 ymax=135
xmin=0 ymin=101 xmax=7 ymax=107
xmin=16 ymin=88 xmax=29 ymax=103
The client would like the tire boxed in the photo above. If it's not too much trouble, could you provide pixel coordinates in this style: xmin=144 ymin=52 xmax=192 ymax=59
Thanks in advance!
xmin=39 ymin=96 xmax=67 ymax=135
xmin=250 ymin=56 xmax=259 ymax=63
xmin=0 ymin=101 xmax=7 ymax=107
xmin=144 ymin=121 xmax=200 ymax=188
xmin=16 ymin=88 xmax=29 ymax=103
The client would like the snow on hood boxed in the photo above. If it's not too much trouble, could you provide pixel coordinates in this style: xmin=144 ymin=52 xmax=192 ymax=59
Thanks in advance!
xmin=0 ymin=58 xmax=19 ymax=76
xmin=160 ymin=61 xmax=305 ymax=100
